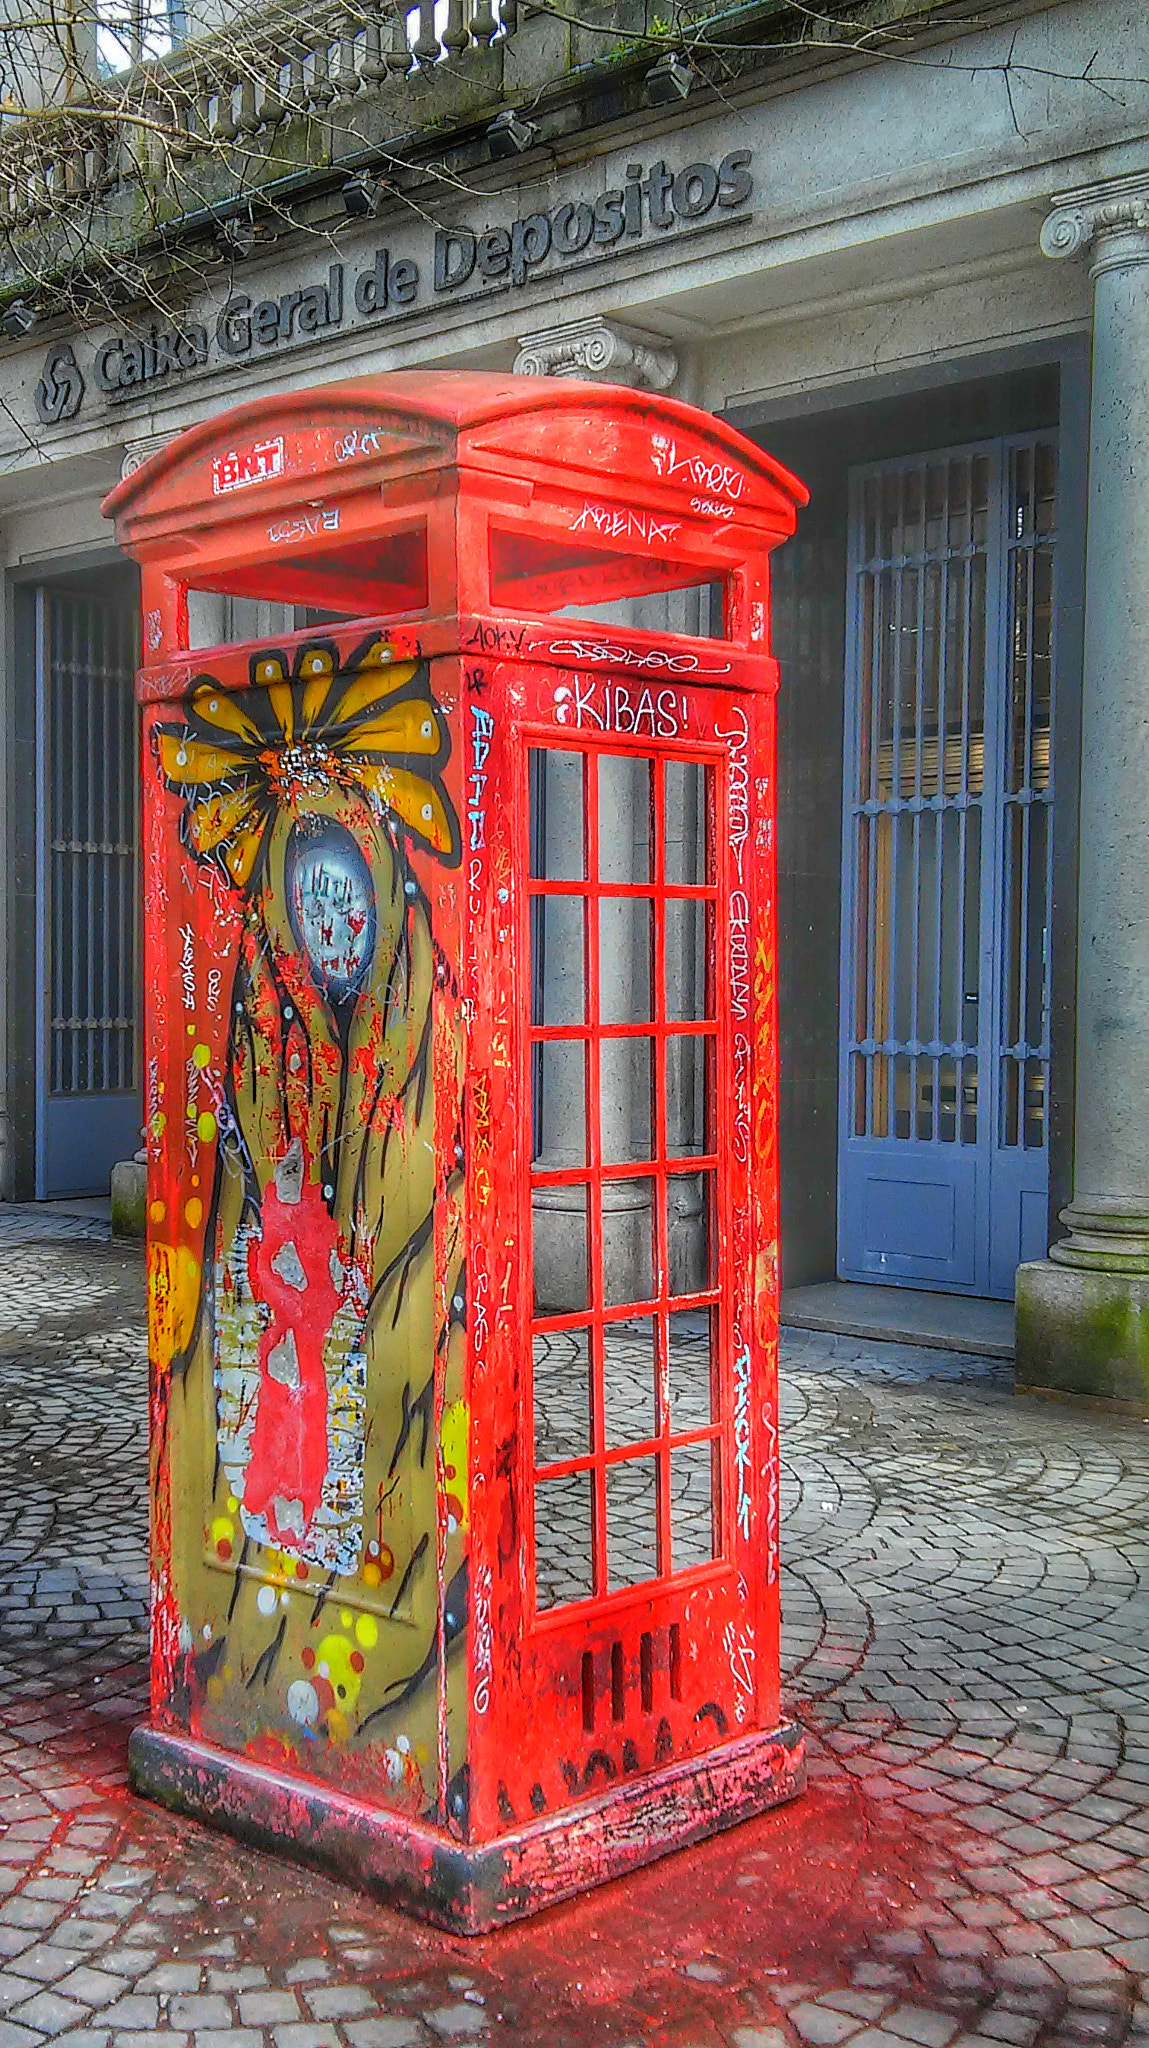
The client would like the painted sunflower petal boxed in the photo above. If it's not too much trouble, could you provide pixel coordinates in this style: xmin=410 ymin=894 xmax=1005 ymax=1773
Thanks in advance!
xmin=185 ymin=780 xmax=262 ymax=855
xmin=300 ymin=649 xmax=336 ymax=732
xmin=267 ymin=680 xmax=295 ymax=744
xmin=252 ymin=652 xmax=289 ymax=690
xmin=157 ymin=729 xmax=248 ymax=787
xmin=222 ymin=821 xmax=266 ymax=887
xmin=345 ymin=700 xmax=444 ymax=758
xmin=330 ymin=658 xmax=418 ymax=729
xmin=190 ymin=683 xmax=262 ymax=747
xmin=355 ymin=762 xmax=456 ymax=855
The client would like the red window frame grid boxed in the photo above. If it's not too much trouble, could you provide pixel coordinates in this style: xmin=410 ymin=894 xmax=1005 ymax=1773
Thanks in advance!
xmin=519 ymin=726 xmax=735 ymax=1629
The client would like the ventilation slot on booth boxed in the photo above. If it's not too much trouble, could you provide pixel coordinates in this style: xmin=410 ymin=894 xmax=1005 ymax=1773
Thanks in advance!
xmin=581 ymin=1630 xmax=682 ymax=1734
xmin=581 ymin=1651 xmax=595 ymax=1734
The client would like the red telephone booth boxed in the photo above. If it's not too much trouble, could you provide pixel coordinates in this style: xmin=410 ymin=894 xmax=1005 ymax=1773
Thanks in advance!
xmin=103 ymin=373 xmax=808 ymax=1931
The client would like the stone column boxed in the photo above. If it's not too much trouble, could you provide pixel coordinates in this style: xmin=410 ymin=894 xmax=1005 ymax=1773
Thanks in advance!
xmin=1017 ymin=172 xmax=1149 ymax=1402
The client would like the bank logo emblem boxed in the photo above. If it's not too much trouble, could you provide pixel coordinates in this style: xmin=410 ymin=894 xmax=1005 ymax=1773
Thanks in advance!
xmin=35 ymin=343 xmax=85 ymax=425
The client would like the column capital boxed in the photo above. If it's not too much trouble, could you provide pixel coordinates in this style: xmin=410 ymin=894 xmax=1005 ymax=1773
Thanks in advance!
xmin=120 ymin=433 xmax=169 ymax=480
xmin=513 ymin=315 xmax=678 ymax=390
xmin=1041 ymin=168 xmax=1149 ymax=275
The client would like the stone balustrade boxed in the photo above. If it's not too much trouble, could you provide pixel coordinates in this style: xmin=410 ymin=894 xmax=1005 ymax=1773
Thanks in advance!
xmin=0 ymin=0 xmax=935 ymax=300
xmin=0 ymin=0 xmax=519 ymax=239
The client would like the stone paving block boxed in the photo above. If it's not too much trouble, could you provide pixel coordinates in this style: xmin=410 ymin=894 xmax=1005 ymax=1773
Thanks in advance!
xmin=882 ymin=2008 xmax=961 ymax=2046
xmin=135 ymin=1968 xmax=200 ymax=1994
xmin=1105 ymin=1934 xmax=1149 ymax=1969
xmin=48 ymin=1929 xmax=112 ymax=1957
xmin=345 ymin=2026 xmax=426 ymax=2048
xmin=422 ymin=2010 xmax=488 ymax=2040
xmin=0 ymin=1983 xmax=39 ymax=2019
xmin=968 ymin=2014 xmax=1039 ymax=2044
xmin=236 ymin=1994 xmax=301 ymax=2026
xmin=305 ymin=1987 xmax=377 ymax=2020
xmin=1045 ymin=1948 xmax=1123 ymax=1986
xmin=789 ymin=2004 xmax=860 ymax=2044
xmin=14 ymin=1953 xmax=84 ymax=1988
xmin=0 ymin=1899 xmax=61 ymax=1931
xmin=110 ymin=2032 xmax=189 ymax=2048
xmin=168 ymin=1998 xmax=233 ymax=2030
xmin=10 ymin=1991 xmax=91 ymax=2035
xmin=99 ymin=1999 xmax=159 ymax=2030
xmin=51 ymin=1976 xmax=126 ymax=2012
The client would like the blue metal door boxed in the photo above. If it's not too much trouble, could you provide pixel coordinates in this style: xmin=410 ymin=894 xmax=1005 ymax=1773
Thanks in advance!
xmin=838 ymin=438 xmax=1057 ymax=1297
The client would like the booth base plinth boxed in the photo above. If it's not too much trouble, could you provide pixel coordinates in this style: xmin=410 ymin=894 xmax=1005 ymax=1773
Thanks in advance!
xmin=129 ymin=1718 xmax=806 ymax=1931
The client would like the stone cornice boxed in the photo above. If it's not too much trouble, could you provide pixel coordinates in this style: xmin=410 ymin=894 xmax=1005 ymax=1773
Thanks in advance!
xmin=1040 ymin=169 xmax=1149 ymax=272
xmin=513 ymin=316 xmax=678 ymax=390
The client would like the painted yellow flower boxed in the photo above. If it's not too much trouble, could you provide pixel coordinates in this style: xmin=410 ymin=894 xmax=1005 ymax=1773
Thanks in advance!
xmin=155 ymin=631 xmax=459 ymax=887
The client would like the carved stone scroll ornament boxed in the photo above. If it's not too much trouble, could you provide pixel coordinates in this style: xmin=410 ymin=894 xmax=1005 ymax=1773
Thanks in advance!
xmin=121 ymin=434 xmax=170 ymax=479
xmin=1040 ymin=170 xmax=1149 ymax=273
xmin=513 ymin=315 xmax=678 ymax=390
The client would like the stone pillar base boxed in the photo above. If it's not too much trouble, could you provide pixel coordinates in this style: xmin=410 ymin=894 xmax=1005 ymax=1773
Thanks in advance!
xmin=1015 ymin=1258 xmax=1149 ymax=1405
xmin=110 ymin=1155 xmax=146 ymax=1239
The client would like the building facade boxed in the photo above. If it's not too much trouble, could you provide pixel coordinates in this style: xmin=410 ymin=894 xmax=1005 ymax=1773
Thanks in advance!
xmin=1 ymin=0 xmax=1147 ymax=1398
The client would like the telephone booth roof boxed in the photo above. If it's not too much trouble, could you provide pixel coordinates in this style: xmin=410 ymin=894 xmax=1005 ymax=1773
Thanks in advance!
xmin=103 ymin=373 xmax=807 ymax=634
xmin=104 ymin=371 xmax=807 ymax=545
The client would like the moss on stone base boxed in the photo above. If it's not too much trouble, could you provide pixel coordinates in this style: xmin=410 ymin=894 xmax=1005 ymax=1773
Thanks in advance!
xmin=1015 ymin=1259 xmax=1149 ymax=1406
xmin=110 ymin=1158 xmax=146 ymax=1240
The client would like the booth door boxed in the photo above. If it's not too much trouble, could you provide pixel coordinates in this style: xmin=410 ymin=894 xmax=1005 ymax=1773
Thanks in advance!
xmin=525 ymin=736 xmax=748 ymax=1734
xmin=838 ymin=438 xmax=1057 ymax=1298
xmin=36 ymin=586 xmax=141 ymax=1198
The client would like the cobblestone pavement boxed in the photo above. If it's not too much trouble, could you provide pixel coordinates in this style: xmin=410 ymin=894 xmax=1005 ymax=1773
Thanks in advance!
xmin=4 ymin=1211 xmax=1149 ymax=2048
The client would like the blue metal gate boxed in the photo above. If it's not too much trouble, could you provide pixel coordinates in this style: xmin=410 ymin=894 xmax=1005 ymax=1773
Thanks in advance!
xmin=838 ymin=437 xmax=1057 ymax=1297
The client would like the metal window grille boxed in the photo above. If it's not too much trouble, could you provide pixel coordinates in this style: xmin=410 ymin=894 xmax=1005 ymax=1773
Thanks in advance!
xmin=43 ymin=592 xmax=140 ymax=1098
xmin=844 ymin=439 xmax=1057 ymax=1161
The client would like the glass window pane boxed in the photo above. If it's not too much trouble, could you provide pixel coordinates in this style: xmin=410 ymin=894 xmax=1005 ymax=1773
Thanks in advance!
xmin=600 ymin=1038 xmax=653 ymax=1164
xmin=603 ymin=1316 xmax=656 ymax=1449
xmin=529 ymin=748 xmax=585 ymax=881
xmin=532 ymin=896 xmax=585 ymax=1026
xmin=665 ymin=899 xmax=712 ymax=1021
xmin=599 ymin=755 xmax=651 ymax=883
xmin=603 ymin=1177 xmax=654 ymax=1308
xmin=666 ymin=1033 xmax=710 ymax=1157
xmin=533 ymin=1328 xmax=592 ymax=1467
xmin=670 ymin=1443 xmax=718 ymax=1572
xmin=664 ymin=760 xmax=709 ymax=885
xmin=667 ymin=1170 xmax=714 ymax=1298
xmin=532 ymin=1185 xmax=589 ymax=1315
xmin=668 ymin=1309 xmax=716 ymax=1432
xmin=599 ymin=900 xmax=652 ymax=1023
xmin=536 ymin=1472 xmax=594 ymax=1610
xmin=533 ymin=1039 xmax=586 ymax=1166
xmin=606 ymin=1457 xmax=659 ymax=1592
